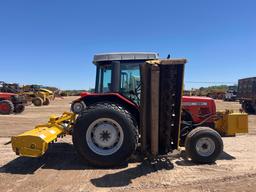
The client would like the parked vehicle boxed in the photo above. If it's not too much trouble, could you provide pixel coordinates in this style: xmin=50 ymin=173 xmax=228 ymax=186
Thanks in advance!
xmin=0 ymin=81 xmax=52 ymax=106
xmin=224 ymin=86 xmax=237 ymax=101
xmin=0 ymin=92 xmax=25 ymax=114
xmin=238 ymin=77 xmax=256 ymax=114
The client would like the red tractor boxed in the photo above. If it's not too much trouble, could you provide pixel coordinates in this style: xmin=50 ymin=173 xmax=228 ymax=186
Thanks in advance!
xmin=0 ymin=92 xmax=25 ymax=114
xmin=11 ymin=52 xmax=247 ymax=168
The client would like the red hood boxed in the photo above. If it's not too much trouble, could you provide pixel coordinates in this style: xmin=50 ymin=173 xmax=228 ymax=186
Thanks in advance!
xmin=0 ymin=92 xmax=16 ymax=96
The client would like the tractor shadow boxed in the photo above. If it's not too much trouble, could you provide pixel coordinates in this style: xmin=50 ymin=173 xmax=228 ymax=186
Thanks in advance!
xmin=91 ymin=150 xmax=236 ymax=188
xmin=90 ymin=157 xmax=174 ymax=187
xmin=175 ymin=150 xmax=235 ymax=166
xmin=0 ymin=144 xmax=174 ymax=179
xmin=0 ymin=143 xmax=235 ymax=184
xmin=0 ymin=143 xmax=95 ymax=174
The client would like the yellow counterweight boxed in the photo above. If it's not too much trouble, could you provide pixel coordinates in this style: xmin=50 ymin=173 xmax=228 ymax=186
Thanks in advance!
xmin=214 ymin=111 xmax=248 ymax=136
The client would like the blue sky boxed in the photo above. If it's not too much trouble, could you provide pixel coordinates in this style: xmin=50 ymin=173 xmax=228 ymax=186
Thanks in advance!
xmin=0 ymin=0 xmax=255 ymax=90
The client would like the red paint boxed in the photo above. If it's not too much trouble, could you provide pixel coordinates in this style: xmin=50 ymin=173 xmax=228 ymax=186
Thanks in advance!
xmin=182 ymin=96 xmax=216 ymax=123
xmin=79 ymin=92 xmax=138 ymax=108
xmin=80 ymin=92 xmax=91 ymax=97
xmin=0 ymin=103 xmax=9 ymax=111
xmin=0 ymin=92 xmax=14 ymax=112
xmin=0 ymin=92 xmax=16 ymax=100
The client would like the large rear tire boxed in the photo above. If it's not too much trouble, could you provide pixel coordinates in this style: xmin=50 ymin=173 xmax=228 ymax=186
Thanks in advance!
xmin=0 ymin=100 xmax=14 ymax=115
xmin=32 ymin=97 xmax=43 ymax=106
xmin=185 ymin=127 xmax=223 ymax=164
xmin=72 ymin=103 xmax=138 ymax=167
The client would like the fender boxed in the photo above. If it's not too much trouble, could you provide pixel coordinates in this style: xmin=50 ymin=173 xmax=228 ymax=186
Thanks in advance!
xmin=73 ymin=92 xmax=140 ymax=121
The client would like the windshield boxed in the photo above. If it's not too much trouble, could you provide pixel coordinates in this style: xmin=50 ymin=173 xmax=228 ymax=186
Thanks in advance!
xmin=98 ymin=65 xmax=112 ymax=93
xmin=95 ymin=61 xmax=142 ymax=104
xmin=120 ymin=63 xmax=140 ymax=103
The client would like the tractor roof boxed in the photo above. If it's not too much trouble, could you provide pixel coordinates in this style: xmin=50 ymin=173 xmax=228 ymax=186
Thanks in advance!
xmin=146 ymin=59 xmax=187 ymax=65
xmin=93 ymin=52 xmax=159 ymax=63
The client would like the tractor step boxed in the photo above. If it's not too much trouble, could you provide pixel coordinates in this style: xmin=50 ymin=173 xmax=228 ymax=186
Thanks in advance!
xmin=11 ymin=112 xmax=76 ymax=157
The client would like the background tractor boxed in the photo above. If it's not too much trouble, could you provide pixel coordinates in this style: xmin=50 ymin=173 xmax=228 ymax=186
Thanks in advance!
xmin=22 ymin=85 xmax=53 ymax=106
xmin=24 ymin=85 xmax=55 ymax=101
xmin=11 ymin=52 xmax=248 ymax=168
xmin=0 ymin=92 xmax=25 ymax=114
xmin=0 ymin=82 xmax=52 ymax=106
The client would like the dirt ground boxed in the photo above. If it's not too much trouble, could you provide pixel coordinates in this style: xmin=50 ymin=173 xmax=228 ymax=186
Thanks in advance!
xmin=0 ymin=97 xmax=256 ymax=192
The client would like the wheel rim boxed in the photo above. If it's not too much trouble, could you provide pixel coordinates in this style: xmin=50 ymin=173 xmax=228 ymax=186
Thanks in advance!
xmin=34 ymin=99 xmax=41 ymax=105
xmin=86 ymin=118 xmax=124 ymax=156
xmin=195 ymin=137 xmax=215 ymax=157
xmin=0 ymin=103 xmax=9 ymax=112
xmin=73 ymin=102 xmax=84 ymax=113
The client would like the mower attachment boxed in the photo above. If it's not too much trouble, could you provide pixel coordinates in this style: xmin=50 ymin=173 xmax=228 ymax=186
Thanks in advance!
xmin=11 ymin=112 xmax=76 ymax=157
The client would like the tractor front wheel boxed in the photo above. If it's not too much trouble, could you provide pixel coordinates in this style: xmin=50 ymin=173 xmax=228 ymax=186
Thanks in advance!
xmin=72 ymin=103 xmax=138 ymax=167
xmin=185 ymin=127 xmax=223 ymax=164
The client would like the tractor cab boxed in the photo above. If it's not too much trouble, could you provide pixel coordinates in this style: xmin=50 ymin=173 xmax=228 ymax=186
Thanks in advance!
xmin=71 ymin=52 xmax=159 ymax=113
xmin=93 ymin=52 xmax=158 ymax=104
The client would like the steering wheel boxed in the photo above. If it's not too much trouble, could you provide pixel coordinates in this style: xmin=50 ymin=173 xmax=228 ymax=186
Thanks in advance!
xmin=129 ymin=83 xmax=141 ymax=104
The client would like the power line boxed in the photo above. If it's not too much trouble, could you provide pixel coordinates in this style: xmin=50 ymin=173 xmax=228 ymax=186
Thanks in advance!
xmin=185 ymin=81 xmax=236 ymax=84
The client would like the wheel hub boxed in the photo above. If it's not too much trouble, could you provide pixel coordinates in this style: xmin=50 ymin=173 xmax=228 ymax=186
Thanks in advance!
xmin=86 ymin=118 xmax=124 ymax=156
xmin=92 ymin=122 xmax=119 ymax=149
xmin=100 ymin=130 xmax=111 ymax=141
xmin=195 ymin=137 xmax=215 ymax=157
xmin=73 ymin=102 xmax=84 ymax=113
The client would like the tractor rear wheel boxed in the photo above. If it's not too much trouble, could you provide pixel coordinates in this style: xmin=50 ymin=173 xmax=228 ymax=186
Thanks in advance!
xmin=43 ymin=98 xmax=50 ymax=105
xmin=72 ymin=103 xmax=138 ymax=167
xmin=32 ymin=97 xmax=43 ymax=106
xmin=14 ymin=104 xmax=25 ymax=114
xmin=0 ymin=100 xmax=14 ymax=115
xmin=185 ymin=127 xmax=223 ymax=164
